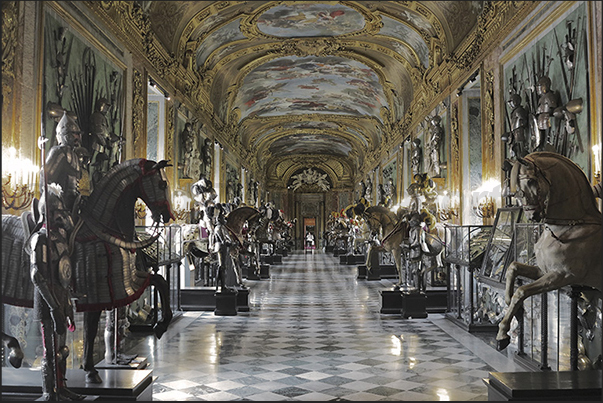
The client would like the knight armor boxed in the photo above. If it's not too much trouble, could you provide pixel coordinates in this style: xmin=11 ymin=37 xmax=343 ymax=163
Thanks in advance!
xmin=45 ymin=112 xmax=83 ymax=214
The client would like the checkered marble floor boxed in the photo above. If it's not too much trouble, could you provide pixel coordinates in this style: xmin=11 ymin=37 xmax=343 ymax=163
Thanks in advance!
xmin=123 ymin=250 xmax=524 ymax=401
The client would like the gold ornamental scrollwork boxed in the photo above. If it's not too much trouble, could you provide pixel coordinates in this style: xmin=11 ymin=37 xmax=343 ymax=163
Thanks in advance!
xmin=483 ymin=69 xmax=495 ymax=177
xmin=165 ymin=99 xmax=175 ymax=181
xmin=132 ymin=68 xmax=145 ymax=158
xmin=450 ymin=101 xmax=460 ymax=191
xmin=2 ymin=1 xmax=18 ymax=80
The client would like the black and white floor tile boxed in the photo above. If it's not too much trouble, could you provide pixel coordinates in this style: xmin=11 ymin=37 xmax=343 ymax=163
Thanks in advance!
xmin=123 ymin=250 xmax=524 ymax=401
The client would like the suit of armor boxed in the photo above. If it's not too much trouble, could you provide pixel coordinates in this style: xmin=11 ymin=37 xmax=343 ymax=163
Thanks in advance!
xmin=534 ymin=76 xmax=557 ymax=151
xmin=30 ymin=184 xmax=83 ymax=400
xmin=44 ymin=112 xmax=82 ymax=216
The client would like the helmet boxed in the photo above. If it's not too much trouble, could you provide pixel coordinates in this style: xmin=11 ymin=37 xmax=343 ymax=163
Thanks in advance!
xmin=96 ymin=97 xmax=111 ymax=108
xmin=38 ymin=183 xmax=74 ymax=231
xmin=508 ymin=93 xmax=522 ymax=107
xmin=56 ymin=111 xmax=82 ymax=147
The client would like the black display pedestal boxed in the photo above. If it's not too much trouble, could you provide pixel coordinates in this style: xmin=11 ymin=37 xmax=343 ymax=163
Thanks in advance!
xmin=340 ymin=254 xmax=365 ymax=265
xmin=246 ymin=268 xmax=261 ymax=280
xmin=483 ymin=370 xmax=602 ymax=401
xmin=357 ymin=265 xmax=367 ymax=279
xmin=181 ymin=286 xmax=217 ymax=311
xmin=95 ymin=355 xmax=148 ymax=370
xmin=401 ymin=289 xmax=428 ymax=319
xmin=425 ymin=288 xmax=448 ymax=313
xmin=380 ymin=289 xmax=402 ymax=314
xmin=2 ymin=367 xmax=153 ymax=401
xmin=237 ymin=288 xmax=250 ymax=312
xmin=366 ymin=266 xmax=381 ymax=280
xmin=214 ymin=290 xmax=238 ymax=316
xmin=259 ymin=264 xmax=270 ymax=279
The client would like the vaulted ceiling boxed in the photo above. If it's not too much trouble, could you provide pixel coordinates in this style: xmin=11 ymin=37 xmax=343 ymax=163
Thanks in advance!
xmin=133 ymin=1 xmax=484 ymax=190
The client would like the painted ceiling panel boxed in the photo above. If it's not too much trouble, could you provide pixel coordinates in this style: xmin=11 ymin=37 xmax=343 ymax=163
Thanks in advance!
xmin=379 ymin=15 xmax=430 ymax=68
xmin=257 ymin=3 xmax=365 ymax=37
xmin=233 ymin=56 xmax=388 ymax=121
xmin=268 ymin=133 xmax=353 ymax=158
xmin=195 ymin=18 xmax=245 ymax=69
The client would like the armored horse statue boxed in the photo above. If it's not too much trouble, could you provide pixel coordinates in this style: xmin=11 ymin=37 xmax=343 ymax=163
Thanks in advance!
xmin=2 ymin=158 xmax=175 ymax=383
xmin=496 ymin=152 xmax=602 ymax=350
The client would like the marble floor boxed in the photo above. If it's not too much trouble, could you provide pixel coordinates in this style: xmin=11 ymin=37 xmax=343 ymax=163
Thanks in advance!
xmin=123 ymin=250 xmax=525 ymax=401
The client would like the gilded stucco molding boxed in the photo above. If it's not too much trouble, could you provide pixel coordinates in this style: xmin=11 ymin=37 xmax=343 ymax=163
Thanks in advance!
xmin=131 ymin=68 xmax=145 ymax=158
xmin=2 ymin=1 xmax=17 ymax=80
xmin=482 ymin=68 xmax=496 ymax=178
xmin=268 ymin=155 xmax=353 ymax=190
xmin=450 ymin=101 xmax=460 ymax=193
xmin=165 ymin=98 xmax=175 ymax=181
xmin=240 ymin=1 xmax=382 ymax=40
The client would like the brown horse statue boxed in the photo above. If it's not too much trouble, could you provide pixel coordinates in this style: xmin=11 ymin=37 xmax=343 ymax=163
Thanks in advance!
xmin=496 ymin=152 xmax=602 ymax=350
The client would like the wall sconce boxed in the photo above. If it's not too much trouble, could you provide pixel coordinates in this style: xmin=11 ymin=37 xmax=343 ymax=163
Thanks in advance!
xmin=135 ymin=198 xmax=147 ymax=219
xmin=2 ymin=147 xmax=37 ymax=210
xmin=172 ymin=190 xmax=191 ymax=223
xmin=474 ymin=196 xmax=496 ymax=219
xmin=437 ymin=191 xmax=459 ymax=221
xmin=593 ymin=144 xmax=601 ymax=184
xmin=472 ymin=179 xmax=500 ymax=219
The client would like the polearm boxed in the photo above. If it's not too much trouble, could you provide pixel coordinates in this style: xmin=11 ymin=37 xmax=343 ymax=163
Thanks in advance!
xmin=39 ymin=75 xmax=62 ymax=396
xmin=553 ymin=27 xmax=570 ymax=101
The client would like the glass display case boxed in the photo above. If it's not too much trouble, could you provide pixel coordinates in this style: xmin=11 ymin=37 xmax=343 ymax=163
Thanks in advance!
xmin=444 ymin=224 xmax=494 ymax=332
xmin=508 ymin=223 xmax=602 ymax=372
xmin=128 ymin=224 xmax=183 ymax=332
xmin=479 ymin=207 xmax=523 ymax=282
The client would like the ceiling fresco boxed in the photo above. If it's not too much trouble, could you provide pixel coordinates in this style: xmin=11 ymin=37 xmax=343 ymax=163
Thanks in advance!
xmin=128 ymin=1 xmax=487 ymax=190
xmin=195 ymin=18 xmax=245 ymax=69
xmin=268 ymin=133 xmax=353 ymax=158
xmin=233 ymin=55 xmax=388 ymax=121
xmin=256 ymin=3 xmax=365 ymax=37
xmin=379 ymin=15 xmax=429 ymax=68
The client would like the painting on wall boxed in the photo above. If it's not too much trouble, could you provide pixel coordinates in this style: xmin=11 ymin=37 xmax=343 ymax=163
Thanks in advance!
xmin=233 ymin=56 xmax=388 ymax=121
xmin=268 ymin=133 xmax=353 ymax=158
xmin=502 ymin=2 xmax=590 ymax=173
xmin=257 ymin=3 xmax=365 ymax=37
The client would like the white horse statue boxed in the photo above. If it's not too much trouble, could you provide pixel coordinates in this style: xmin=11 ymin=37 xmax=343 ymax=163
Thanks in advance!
xmin=496 ymin=152 xmax=602 ymax=350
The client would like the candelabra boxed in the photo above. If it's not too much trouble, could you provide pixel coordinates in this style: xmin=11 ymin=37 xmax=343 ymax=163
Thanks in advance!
xmin=2 ymin=174 xmax=35 ymax=210
xmin=474 ymin=196 xmax=496 ymax=219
